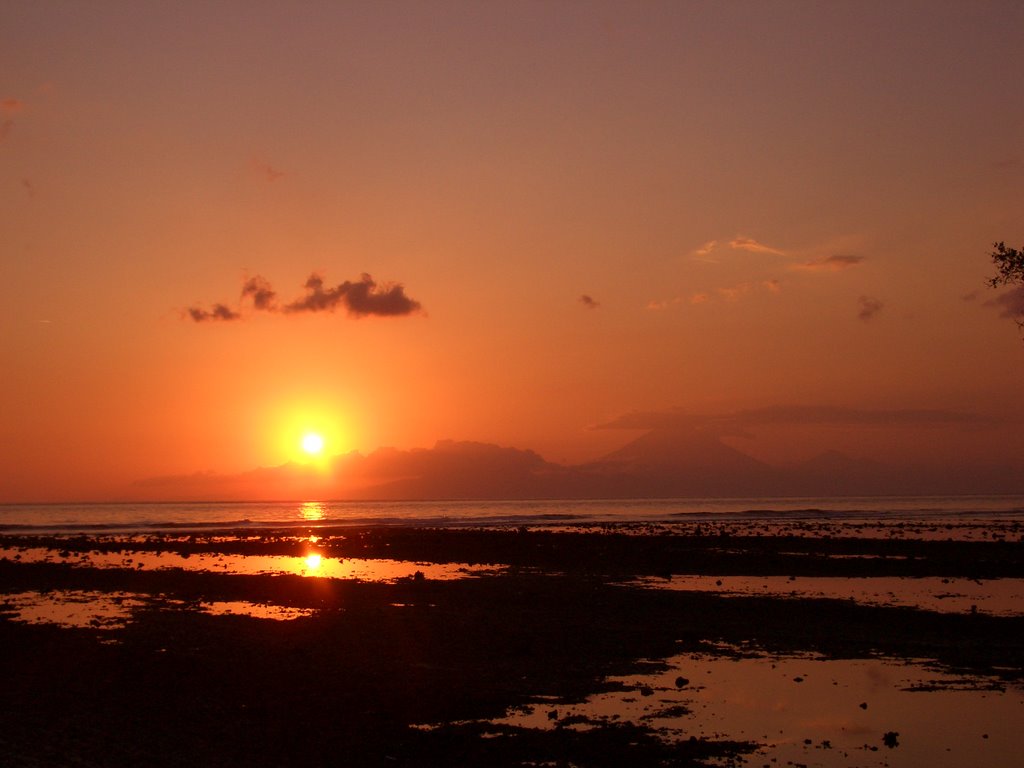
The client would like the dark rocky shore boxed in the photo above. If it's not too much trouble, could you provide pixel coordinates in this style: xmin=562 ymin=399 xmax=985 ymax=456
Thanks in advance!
xmin=2 ymin=526 xmax=1022 ymax=766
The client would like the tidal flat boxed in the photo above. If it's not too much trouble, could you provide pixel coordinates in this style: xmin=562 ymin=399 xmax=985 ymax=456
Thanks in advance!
xmin=1 ymin=521 xmax=1022 ymax=767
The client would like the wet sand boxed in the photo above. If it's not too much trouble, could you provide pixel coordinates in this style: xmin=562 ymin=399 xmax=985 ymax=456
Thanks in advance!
xmin=2 ymin=523 xmax=1022 ymax=766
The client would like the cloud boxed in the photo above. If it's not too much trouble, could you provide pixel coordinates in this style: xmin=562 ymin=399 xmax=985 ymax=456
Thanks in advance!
xmin=791 ymin=254 xmax=864 ymax=272
xmin=251 ymin=157 xmax=284 ymax=182
xmin=690 ymin=292 xmax=710 ymax=304
xmin=579 ymin=294 xmax=600 ymax=309
xmin=690 ymin=236 xmax=786 ymax=261
xmin=691 ymin=240 xmax=720 ymax=261
xmin=857 ymin=295 xmax=884 ymax=321
xmin=283 ymin=273 xmax=422 ymax=317
xmin=187 ymin=272 xmax=423 ymax=322
xmin=187 ymin=304 xmax=241 ymax=322
xmin=984 ymin=285 xmax=1024 ymax=319
xmin=241 ymin=275 xmax=277 ymax=310
xmin=728 ymin=236 xmax=786 ymax=256
xmin=1 ymin=99 xmax=24 ymax=144
xmin=717 ymin=282 xmax=752 ymax=301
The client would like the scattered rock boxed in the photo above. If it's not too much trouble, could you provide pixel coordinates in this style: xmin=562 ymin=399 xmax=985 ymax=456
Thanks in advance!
xmin=882 ymin=731 xmax=900 ymax=749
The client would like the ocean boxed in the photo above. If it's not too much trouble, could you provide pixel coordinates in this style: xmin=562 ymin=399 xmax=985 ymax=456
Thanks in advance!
xmin=2 ymin=494 xmax=1023 ymax=533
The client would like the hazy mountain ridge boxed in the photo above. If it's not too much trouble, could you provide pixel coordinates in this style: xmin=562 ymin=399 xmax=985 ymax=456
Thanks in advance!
xmin=132 ymin=428 xmax=1024 ymax=501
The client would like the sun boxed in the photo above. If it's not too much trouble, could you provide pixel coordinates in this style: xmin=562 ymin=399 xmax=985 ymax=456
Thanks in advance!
xmin=301 ymin=432 xmax=325 ymax=455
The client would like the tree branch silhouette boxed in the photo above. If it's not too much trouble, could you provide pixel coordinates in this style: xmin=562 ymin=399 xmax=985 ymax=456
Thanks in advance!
xmin=989 ymin=241 xmax=1024 ymax=335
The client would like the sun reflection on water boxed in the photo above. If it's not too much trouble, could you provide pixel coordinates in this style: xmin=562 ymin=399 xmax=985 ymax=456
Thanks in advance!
xmin=304 ymin=553 xmax=322 ymax=571
xmin=300 ymin=501 xmax=325 ymax=521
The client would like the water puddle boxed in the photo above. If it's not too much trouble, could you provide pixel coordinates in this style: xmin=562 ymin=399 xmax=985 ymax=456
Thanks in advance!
xmin=489 ymin=653 xmax=1023 ymax=767
xmin=1 ymin=546 xmax=501 ymax=582
xmin=629 ymin=574 xmax=1024 ymax=616
xmin=1 ymin=590 xmax=147 ymax=631
xmin=199 ymin=600 xmax=316 ymax=621
xmin=1 ymin=590 xmax=318 ymax=630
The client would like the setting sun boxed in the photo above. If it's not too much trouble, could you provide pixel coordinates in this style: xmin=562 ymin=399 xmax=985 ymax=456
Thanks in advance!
xmin=301 ymin=433 xmax=325 ymax=455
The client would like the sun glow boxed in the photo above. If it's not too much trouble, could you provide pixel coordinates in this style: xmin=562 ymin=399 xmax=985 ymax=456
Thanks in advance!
xmin=267 ymin=401 xmax=354 ymax=465
xmin=301 ymin=433 xmax=325 ymax=455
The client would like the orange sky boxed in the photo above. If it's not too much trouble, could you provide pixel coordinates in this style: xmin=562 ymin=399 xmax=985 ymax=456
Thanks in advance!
xmin=2 ymin=2 xmax=1024 ymax=502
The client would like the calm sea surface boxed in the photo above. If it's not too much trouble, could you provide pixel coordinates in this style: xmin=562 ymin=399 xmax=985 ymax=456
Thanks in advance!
xmin=2 ymin=495 xmax=1023 ymax=533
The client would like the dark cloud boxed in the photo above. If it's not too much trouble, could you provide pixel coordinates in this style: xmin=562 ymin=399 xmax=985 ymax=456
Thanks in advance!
xmin=791 ymin=254 xmax=864 ymax=272
xmin=858 ymin=295 xmax=884 ymax=321
xmin=984 ymin=286 xmax=1024 ymax=319
xmin=188 ymin=304 xmax=240 ymax=322
xmin=186 ymin=272 xmax=423 ymax=323
xmin=241 ymin=275 xmax=277 ymax=310
xmin=579 ymin=294 xmax=600 ymax=309
xmin=283 ymin=273 xmax=422 ymax=317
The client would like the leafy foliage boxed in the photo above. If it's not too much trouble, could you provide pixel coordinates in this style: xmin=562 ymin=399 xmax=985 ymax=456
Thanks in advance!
xmin=989 ymin=242 xmax=1024 ymax=287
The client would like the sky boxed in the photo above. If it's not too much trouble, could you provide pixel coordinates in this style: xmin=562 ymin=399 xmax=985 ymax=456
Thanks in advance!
xmin=2 ymin=1 xmax=1024 ymax=502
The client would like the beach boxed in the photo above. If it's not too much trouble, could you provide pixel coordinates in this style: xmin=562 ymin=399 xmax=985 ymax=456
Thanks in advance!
xmin=2 ymin=518 xmax=1023 ymax=767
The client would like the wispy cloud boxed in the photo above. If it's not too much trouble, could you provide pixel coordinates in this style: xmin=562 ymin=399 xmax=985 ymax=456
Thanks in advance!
xmin=187 ymin=272 xmax=423 ymax=322
xmin=1 ymin=98 xmax=24 ymax=144
xmin=690 ymin=236 xmax=786 ymax=261
xmin=579 ymin=294 xmax=600 ymax=309
xmin=717 ymin=282 xmax=753 ymax=301
xmin=251 ymin=156 xmax=285 ymax=182
xmin=984 ymin=286 xmax=1024 ymax=319
xmin=728 ymin=236 xmax=786 ymax=256
xmin=857 ymin=295 xmax=884 ymax=321
xmin=791 ymin=254 xmax=864 ymax=272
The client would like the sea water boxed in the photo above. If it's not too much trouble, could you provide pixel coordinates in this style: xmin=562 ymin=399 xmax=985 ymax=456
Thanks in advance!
xmin=1 ymin=494 xmax=1023 ymax=533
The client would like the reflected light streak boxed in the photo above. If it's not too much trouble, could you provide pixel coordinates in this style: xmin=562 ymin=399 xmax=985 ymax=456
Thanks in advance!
xmin=300 ymin=501 xmax=325 ymax=521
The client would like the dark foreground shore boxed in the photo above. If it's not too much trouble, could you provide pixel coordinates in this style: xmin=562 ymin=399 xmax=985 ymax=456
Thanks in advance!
xmin=2 ymin=525 xmax=1023 ymax=767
